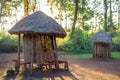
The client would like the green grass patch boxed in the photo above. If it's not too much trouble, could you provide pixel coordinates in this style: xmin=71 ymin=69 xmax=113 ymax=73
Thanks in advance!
xmin=60 ymin=52 xmax=92 ymax=59
xmin=60 ymin=52 xmax=120 ymax=59
xmin=111 ymin=52 xmax=120 ymax=59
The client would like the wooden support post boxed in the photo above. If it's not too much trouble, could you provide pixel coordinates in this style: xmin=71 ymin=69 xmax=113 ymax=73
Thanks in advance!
xmin=53 ymin=36 xmax=59 ymax=69
xmin=93 ymin=43 xmax=95 ymax=58
xmin=30 ymin=34 xmax=34 ymax=74
xmin=109 ymin=44 xmax=111 ymax=58
xmin=17 ymin=34 xmax=21 ymax=73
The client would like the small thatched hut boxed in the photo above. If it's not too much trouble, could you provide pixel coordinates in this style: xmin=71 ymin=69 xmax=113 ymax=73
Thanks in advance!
xmin=90 ymin=30 xmax=113 ymax=59
xmin=9 ymin=11 xmax=68 ymax=73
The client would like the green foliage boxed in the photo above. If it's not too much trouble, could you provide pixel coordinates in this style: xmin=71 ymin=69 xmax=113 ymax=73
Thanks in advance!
xmin=24 ymin=0 xmax=40 ymax=16
xmin=63 ymin=29 xmax=93 ymax=53
xmin=60 ymin=52 xmax=120 ymax=59
xmin=47 ymin=0 xmax=94 ymax=30
xmin=60 ymin=52 xmax=92 ymax=59
xmin=0 ymin=0 xmax=22 ymax=31
xmin=113 ymin=38 xmax=120 ymax=51
xmin=57 ymin=31 xmax=70 ymax=50
xmin=0 ymin=0 xmax=21 ymax=17
xmin=108 ymin=29 xmax=120 ymax=51
xmin=0 ymin=31 xmax=18 ymax=52
xmin=47 ymin=0 xmax=66 ymax=23
xmin=111 ymin=52 xmax=120 ymax=59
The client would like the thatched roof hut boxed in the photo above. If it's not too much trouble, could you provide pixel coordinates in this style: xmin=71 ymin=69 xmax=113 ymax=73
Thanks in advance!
xmin=9 ymin=11 xmax=66 ymax=38
xmin=8 ymin=11 xmax=68 ymax=73
xmin=90 ymin=30 xmax=113 ymax=59
xmin=90 ymin=30 xmax=113 ymax=43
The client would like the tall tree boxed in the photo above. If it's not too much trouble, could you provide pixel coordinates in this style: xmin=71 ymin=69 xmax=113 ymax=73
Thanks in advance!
xmin=23 ymin=0 xmax=31 ymax=16
xmin=23 ymin=0 xmax=37 ymax=16
xmin=109 ymin=0 xmax=112 ymax=28
xmin=89 ymin=0 xmax=106 ymax=31
xmin=104 ymin=0 xmax=108 ymax=31
xmin=117 ymin=0 xmax=120 ymax=26
xmin=47 ymin=0 xmax=94 ymax=33
xmin=77 ymin=0 xmax=94 ymax=31
xmin=31 ymin=0 xmax=37 ymax=12
xmin=67 ymin=0 xmax=93 ymax=32
xmin=71 ymin=0 xmax=78 ymax=37
xmin=47 ymin=0 xmax=67 ymax=26
xmin=81 ymin=0 xmax=88 ymax=30
xmin=108 ymin=0 xmax=119 ymax=30
xmin=64 ymin=0 xmax=67 ymax=29
xmin=0 ymin=0 xmax=21 ymax=31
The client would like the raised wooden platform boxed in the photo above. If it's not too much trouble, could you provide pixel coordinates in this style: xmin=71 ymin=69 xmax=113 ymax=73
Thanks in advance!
xmin=12 ymin=59 xmax=69 ymax=73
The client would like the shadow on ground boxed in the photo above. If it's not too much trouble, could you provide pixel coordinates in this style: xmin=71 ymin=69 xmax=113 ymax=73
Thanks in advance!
xmin=3 ymin=69 xmax=78 ymax=80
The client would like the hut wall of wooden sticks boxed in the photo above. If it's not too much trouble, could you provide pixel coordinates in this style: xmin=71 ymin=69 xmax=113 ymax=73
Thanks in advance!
xmin=23 ymin=34 xmax=57 ymax=63
xmin=93 ymin=42 xmax=111 ymax=59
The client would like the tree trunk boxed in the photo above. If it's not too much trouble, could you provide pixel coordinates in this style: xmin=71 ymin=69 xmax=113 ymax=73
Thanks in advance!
xmin=64 ymin=0 xmax=67 ymax=29
xmin=109 ymin=0 xmax=113 ymax=29
xmin=32 ymin=0 xmax=37 ymax=12
xmin=118 ymin=6 xmax=120 ymax=26
xmin=71 ymin=0 xmax=78 ymax=37
xmin=81 ymin=0 xmax=85 ymax=30
xmin=23 ymin=0 xmax=30 ymax=16
xmin=0 ymin=2 xmax=2 ymax=32
xmin=104 ymin=0 xmax=108 ymax=31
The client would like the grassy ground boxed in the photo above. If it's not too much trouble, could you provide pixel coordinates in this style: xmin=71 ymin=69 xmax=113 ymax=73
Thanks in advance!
xmin=112 ymin=52 xmax=120 ymax=59
xmin=60 ymin=52 xmax=120 ymax=59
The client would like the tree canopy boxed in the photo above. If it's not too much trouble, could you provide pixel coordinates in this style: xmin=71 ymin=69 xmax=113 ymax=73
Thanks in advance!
xmin=0 ymin=0 xmax=120 ymax=53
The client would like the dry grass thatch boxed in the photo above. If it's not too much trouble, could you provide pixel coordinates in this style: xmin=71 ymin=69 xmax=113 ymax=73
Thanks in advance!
xmin=90 ymin=30 xmax=113 ymax=43
xmin=8 ymin=11 xmax=66 ymax=38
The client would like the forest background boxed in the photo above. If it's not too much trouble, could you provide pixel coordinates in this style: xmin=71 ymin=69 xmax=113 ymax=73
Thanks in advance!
xmin=0 ymin=0 xmax=120 ymax=53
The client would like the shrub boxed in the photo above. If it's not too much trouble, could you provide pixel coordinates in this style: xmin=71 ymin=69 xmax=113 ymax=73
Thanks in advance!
xmin=112 ymin=37 xmax=120 ymax=51
xmin=108 ymin=29 xmax=120 ymax=51
xmin=0 ymin=31 xmax=18 ymax=53
xmin=63 ymin=29 xmax=93 ymax=53
xmin=57 ymin=31 xmax=70 ymax=51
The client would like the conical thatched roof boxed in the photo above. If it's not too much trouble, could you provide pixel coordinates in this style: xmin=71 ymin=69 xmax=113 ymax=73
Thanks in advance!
xmin=90 ymin=30 xmax=113 ymax=43
xmin=9 ymin=11 xmax=66 ymax=38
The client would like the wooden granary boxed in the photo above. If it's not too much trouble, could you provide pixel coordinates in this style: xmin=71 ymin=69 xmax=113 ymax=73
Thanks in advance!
xmin=90 ymin=30 xmax=113 ymax=59
xmin=9 ymin=11 xmax=68 ymax=73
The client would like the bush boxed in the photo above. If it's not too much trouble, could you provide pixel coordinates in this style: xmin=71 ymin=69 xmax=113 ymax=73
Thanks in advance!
xmin=112 ymin=38 xmax=120 ymax=51
xmin=0 ymin=31 xmax=18 ymax=53
xmin=63 ymin=29 xmax=93 ymax=53
xmin=108 ymin=29 xmax=120 ymax=51
xmin=56 ymin=31 xmax=70 ymax=51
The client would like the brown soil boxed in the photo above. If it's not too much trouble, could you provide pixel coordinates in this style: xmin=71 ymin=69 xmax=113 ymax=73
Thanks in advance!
xmin=0 ymin=53 xmax=120 ymax=80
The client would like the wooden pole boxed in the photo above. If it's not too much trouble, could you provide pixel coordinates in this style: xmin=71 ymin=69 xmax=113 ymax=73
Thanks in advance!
xmin=53 ymin=36 xmax=59 ymax=69
xmin=31 ymin=34 xmax=34 ymax=74
xmin=93 ymin=43 xmax=95 ymax=58
xmin=17 ymin=34 xmax=21 ymax=73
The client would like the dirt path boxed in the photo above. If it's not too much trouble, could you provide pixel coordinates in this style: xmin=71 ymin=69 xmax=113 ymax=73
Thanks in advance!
xmin=0 ymin=53 xmax=120 ymax=80
xmin=0 ymin=53 xmax=17 ymax=77
xmin=67 ymin=59 xmax=120 ymax=80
